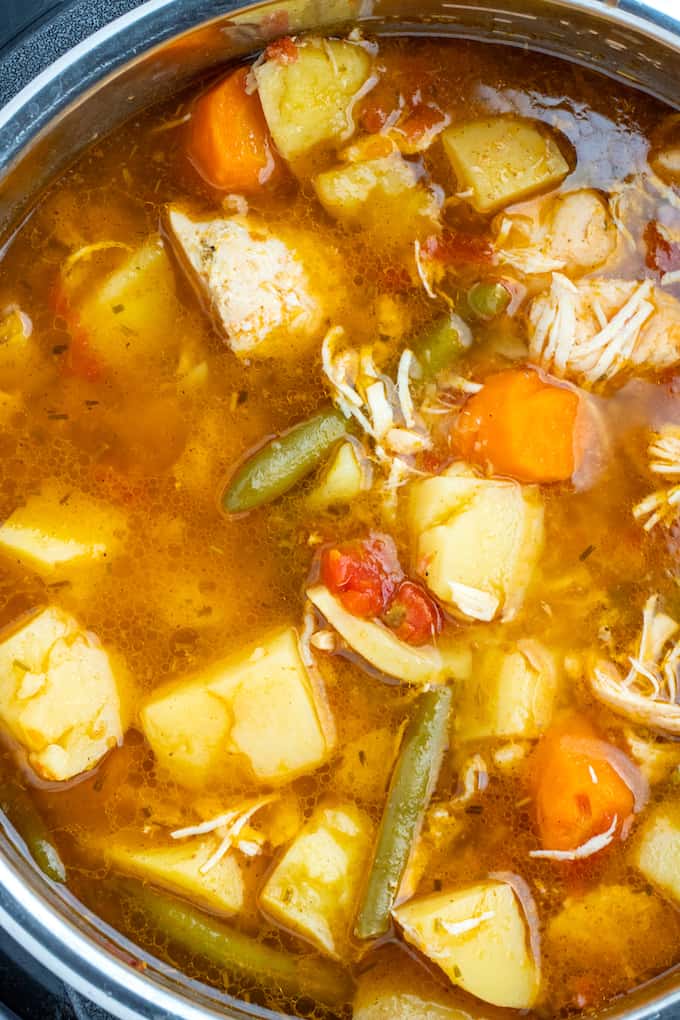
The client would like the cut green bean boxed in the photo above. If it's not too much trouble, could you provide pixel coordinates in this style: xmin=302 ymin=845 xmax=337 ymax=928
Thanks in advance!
xmin=0 ymin=773 xmax=66 ymax=883
xmin=467 ymin=280 xmax=511 ymax=321
xmin=116 ymin=879 xmax=353 ymax=1007
xmin=355 ymin=686 xmax=452 ymax=940
xmin=222 ymin=407 xmax=347 ymax=514
xmin=412 ymin=313 xmax=472 ymax=379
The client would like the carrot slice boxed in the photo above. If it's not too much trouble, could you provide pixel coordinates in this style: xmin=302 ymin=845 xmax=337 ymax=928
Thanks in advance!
xmin=187 ymin=67 xmax=278 ymax=192
xmin=454 ymin=367 xmax=583 ymax=483
xmin=529 ymin=715 xmax=636 ymax=852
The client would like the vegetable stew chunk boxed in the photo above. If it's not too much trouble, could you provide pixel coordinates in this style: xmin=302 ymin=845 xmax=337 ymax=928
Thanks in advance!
xmin=140 ymin=627 xmax=335 ymax=788
xmin=456 ymin=640 xmax=559 ymax=741
xmin=167 ymin=209 xmax=331 ymax=358
xmin=0 ymin=483 xmax=126 ymax=580
xmin=409 ymin=464 xmax=545 ymax=622
xmin=631 ymin=800 xmax=680 ymax=906
xmin=255 ymin=37 xmax=374 ymax=164
xmin=108 ymin=839 xmax=244 ymax=917
xmin=0 ymin=607 xmax=128 ymax=781
xmin=314 ymin=147 xmax=441 ymax=246
xmin=260 ymin=800 xmax=373 ymax=960
xmin=442 ymin=117 xmax=569 ymax=213
xmin=353 ymin=948 xmax=473 ymax=1019
xmin=393 ymin=880 xmax=540 ymax=1009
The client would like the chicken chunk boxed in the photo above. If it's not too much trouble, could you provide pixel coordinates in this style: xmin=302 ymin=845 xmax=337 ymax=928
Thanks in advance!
xmin=0 ymin=483 xmax=127 ymax=581
xmin=167 ymin=209 xmax=332 ymax=359
xmin=528 ymin=274 xmax=680 ymax=388
xmin=140 ymin=627 xmax=335 ymax=789
xmin=408 ymin=464 xmax=545 ymax=621
xmin=0 ymin=607 xmax=128 ymax=781
xmin=495 ymin=189 xmax=617 ymax=277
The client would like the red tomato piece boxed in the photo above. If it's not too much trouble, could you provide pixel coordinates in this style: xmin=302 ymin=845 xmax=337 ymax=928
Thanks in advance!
xmin=384 ymin=580 xmax=442 ymax=645
xmin=321 ymin=535 xmax=400 ymax=618
xmin=264 ymin=36 xmax=298 ymax=63
xmin=644 ymin=220 xmax=680 ymax=274
xmin=422 ymin=230 xmax=493 ymax=267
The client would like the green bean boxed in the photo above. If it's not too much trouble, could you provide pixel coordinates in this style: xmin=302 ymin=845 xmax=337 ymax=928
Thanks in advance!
xmin=0 ymin=772 xmax=66 ymax=883
xmin=412 ymin=313 xmax=472 ymax=378
xmin=467 ymin=280 xmax=511 ymax=321
xmin=355 ymin=686 xmax=452 ymax=940
xmin=116 ymin=879 xmax=353 ymax=1007
xmin=221 ymin=407 xmax=347 ymax=514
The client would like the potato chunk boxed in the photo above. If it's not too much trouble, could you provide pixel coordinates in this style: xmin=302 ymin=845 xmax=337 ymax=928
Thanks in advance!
xmin=307 ymin=584 xmax=471 ymax=685
xmin=409 ymin=465 xmax=544 ymax=621
xmin=76 ymin=237 xmax=185 ymax=373
xmin=307 ymin=441 xmax=367 ymax=510
xmin=546 ymin=883 xmax=679 ymax=1005
xmin=631 ymin=800 xmax=680 ymax=906
xmin=456 ymin=640 xmax=558 ymax=741
xmin=255 ymin=38 xmax=373 ymax=163
xmin=109 ymin=839 xmax=244 ymax=917
xmin=393 ymin=880 xmax=539 ymax=1009
xmin=140 ymin=627 xmax=335 ymax=789
xmin=167 ymin=209 xmax=330 ymax=359
xmin=0 ymin=483 xmax=126 ymax=580
xmin=0 ymin=607 xmax=128 ymax=781
xmin=442 ymin=117 xmax=569 ymax=214
xmin=314 ymin=149 xmax=440 ymax=246
xmin=354 ymin=948 xmax=473 ymax=1020
xmin=260 ymin=800 xmax=373 ymax=959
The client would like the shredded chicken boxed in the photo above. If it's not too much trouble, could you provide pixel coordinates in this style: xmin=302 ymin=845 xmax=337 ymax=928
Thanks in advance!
xmin=171 ymin=794 xmax=278 ymax=873
xmin=437 ymin=911 xmax=495 ymax=937
xmin=529 ymin=816 xmax=618 ymax=861
xmin=634 ymin=425 xmax=680 ymax=530
xmin=528 ymin=275 xmax=680 ymax=388
xmin=589 ymin=595 xmax=680 ymax=734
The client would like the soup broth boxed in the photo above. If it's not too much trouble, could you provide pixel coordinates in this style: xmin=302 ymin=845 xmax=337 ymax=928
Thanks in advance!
xmin=1 ymin=31 xmax=680 ymax=1020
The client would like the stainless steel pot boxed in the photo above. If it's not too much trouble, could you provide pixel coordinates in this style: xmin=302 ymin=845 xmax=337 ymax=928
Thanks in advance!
xmin=1 ymin=1 xmax=680 ymax=1016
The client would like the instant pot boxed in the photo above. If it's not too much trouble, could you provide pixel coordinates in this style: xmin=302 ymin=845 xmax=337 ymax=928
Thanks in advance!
xmin=1 ymin=1 xmax=680 ymax=1017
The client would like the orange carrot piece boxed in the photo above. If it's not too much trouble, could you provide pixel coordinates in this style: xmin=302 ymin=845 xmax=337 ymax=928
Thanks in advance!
xmin=454 ymin=367 xmax=583 ymax=483
xmin=187 ymin=67 xmax=278 ymax=192
xmin=529 ymin=715 xmax=636 ymax=852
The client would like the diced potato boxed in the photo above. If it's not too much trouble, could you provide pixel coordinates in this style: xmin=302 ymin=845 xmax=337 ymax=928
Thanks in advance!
xmin=409 ymin=464 xmax=545 ymax=621
xmin=393 ymin=880 xmax=539 ymax=1009
xmin=307 ymin=441 xmax=368 ymax=511
xmin=260 ymin=800 xmax=373 ymax=959
xmin=354 ymin=948 xmax=473 ymax=1020
xmin=307 ymin=584 xmax=471 ymax=685
xmin=140 ymin=627 xmax=335 ymax=789
xmin=255 ymin=38 xmax=373 ymax=163
xmin=0 ymin=607 xmax=128 ymax=781
xmin=442 ymin=117 xmax=569 ymax=214
xmin=167 ymin=209 xmax=332 ymax=359
xmin=0 ymin=483 xmax=126 ymax=580
xmin=631 ymin=800 xmax=680 ymax=906
xmin=314 ymin=150 xmax=440 ymax=246
xmin=334 ymin=726 xmax=401 ymax=804
xmin=109 ymin=838 xmax=244 ymax=917
xmin=456 ymin=640 xmax=558 ymax=741
xmin=77 ymin=237 xmax=187 ymax=372
xmin=546 ymin=883 xmax=679 ymax=1004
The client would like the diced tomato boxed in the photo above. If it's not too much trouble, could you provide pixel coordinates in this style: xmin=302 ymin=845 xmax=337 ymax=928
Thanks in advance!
xmin=529 ymin=715 xmax=637 ymax=853
xmin=421 ymin=230 xmax=493 ymax=267
xmin=321 ymin=535 xmax=400 ymax=618
xmin=383 ymin=580 xmax=442 ymax=645
xmin=398 ymin=103 xmax=448 ymax=147
xmin=51 ymin=277 xmax=104 ymax=383
xmin=264 ymin=36 xmax=298 ymax=63
xmin=644 ymin=220 xmax=680 ymax=274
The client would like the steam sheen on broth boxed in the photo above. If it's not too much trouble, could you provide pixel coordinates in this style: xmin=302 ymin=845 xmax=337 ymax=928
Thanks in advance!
xmin=1 ymin=29 xmax=680 ymax=1020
